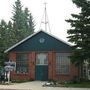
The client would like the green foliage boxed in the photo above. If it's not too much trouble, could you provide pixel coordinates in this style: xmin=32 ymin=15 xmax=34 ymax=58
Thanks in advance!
xmin=0 ymin=0 xmax=35 ymax=66
xmin=12 ymin=0 xmax=35 ymax=42
xmin=0 ymin=20 xmax=8 ymax=66
xmin=66 ymin=0 xmax=90 ymax=78
xmin=65 ymin=81 xmax=90 ymax=88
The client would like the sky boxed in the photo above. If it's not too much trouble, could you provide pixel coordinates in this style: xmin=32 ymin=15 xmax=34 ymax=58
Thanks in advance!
xmin=0 ymin=0 xmax=80 ymax=43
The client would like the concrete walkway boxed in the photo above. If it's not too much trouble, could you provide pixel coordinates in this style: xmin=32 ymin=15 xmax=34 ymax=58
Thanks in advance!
xmin=0 ymin=81 xmax=90 ymax=90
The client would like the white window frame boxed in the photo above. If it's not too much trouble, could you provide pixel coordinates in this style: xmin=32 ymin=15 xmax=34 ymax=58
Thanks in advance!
xmin=36 ymin=53 xmax=48 ymax=65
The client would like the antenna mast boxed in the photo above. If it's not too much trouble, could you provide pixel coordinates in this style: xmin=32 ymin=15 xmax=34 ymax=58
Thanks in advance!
xmin=44 ymin=2 xmax=47 ymax=32
xmin=39 ymin=2 xmax=51 ymax=33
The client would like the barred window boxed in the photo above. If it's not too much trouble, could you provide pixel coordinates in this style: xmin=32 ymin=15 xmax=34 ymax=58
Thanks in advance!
xmin=56 ymin=53 xmax=70 ymax=75
xmin=16 ymin=53 xmax=28 ymax=74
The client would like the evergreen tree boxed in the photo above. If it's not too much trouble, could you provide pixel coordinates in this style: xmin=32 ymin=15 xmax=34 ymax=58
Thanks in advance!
xmin=4 ymin=0 xmax=35 ymax=53
xmin=23 ymin=8 xmax=35 ymax=35
xmin=12 ymin=0 xmax=25 ymax=41
xmin=0 ymin=20 xmax=7 ymax=49
xmin=0 ymin=20 xmax=7 ymax=66
xmin=7 ymin=21 xmax=16 ymax=46
xmin=29 ymin=13 xmax=35 ymax=34
xmin=0 ymin=0 xmax=35 ymax=67
xmin=12 ymin=0 xmax=35 ymax=42
xmin=66 ymin=0 xmax=90 ymax=79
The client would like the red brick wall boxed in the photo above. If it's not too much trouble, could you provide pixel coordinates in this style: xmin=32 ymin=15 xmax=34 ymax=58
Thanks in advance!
xmin=48 ymin=51 xmax=57 ymax=81
xmin=55 ymin=63 xmax=78 ymax=81
xmin=48 ymin=52 xmax=53 ymax=80
xmin=53 ymin=53 xmax=79 ymax=81
xmin=9 ymin=51 xmax=78 ymax=81
xmin=48 ymin=52 xmax=79 ymax=81
xmin=28 ymin=53 xmax=31 ymax=80
xmin=52 ymin=52 xmax=57 ymax=80
xmin=9 ymin=52 xmax=30 ymax=81
xmin=30 ymin=52 xmax=36 ymax=80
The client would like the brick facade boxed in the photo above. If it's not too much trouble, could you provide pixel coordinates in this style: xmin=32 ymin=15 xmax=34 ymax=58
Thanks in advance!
xmin=8 ymin=51 xmax=78 ymax=81
xmin=55 ymin=64 xmax=78 ymax=81
xmin=10 ymin=52 xmax=30 ymax=81
xmin=30 ymin=52 xmax=36 ymax=80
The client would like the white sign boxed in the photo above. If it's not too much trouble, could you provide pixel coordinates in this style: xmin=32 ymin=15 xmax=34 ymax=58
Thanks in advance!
xmin=4 ymin=61 xmax=16 ymax=71
xmin=4 ymin=65 xmax=14 ymax=71
xmin=5 ymin=61 xmax=16 ymax=67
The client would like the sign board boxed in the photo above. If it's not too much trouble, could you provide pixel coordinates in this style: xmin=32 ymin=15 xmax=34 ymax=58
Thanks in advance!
xmin=5 ymin=61 xmax=16 ymax=67
xmin=4 ymin=61 xmax=16 ymax=71
xmin=4 ymin=65 xmax=14 ymax=71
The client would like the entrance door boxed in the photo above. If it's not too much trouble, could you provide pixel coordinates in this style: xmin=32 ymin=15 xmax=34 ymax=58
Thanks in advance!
xmin=36 ymin=53 xmax=48 ymax=81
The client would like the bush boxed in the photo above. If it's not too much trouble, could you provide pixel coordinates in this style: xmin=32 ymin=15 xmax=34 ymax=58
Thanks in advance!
xmin=72 ymin=76 xmax=80 ymax=83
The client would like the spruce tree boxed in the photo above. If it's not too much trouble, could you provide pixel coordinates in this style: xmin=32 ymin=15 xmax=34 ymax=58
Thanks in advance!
xmin=0 ymin=20 xmax=7 ymax=66
xmin=7 ymin=21 xmax=16 ymax=46
xmin=23 ymin=8 xmax=35 ymax=35
xmin=29 ymin=13 xmax=35 ymax=34
xmin=0 ymin=0 xmax=35 ymax=67
xmin=66 ymin=0 xmax=90 ymax=79
xmin=12 ymin=0 xmax=35 ymax=42
xmin=0 ymin=20 xmax=7 ymax=49
xmin=12 ymin=0 xmax=25 ymax=41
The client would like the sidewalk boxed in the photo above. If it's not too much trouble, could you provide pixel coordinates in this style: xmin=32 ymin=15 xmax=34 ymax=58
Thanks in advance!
xmin=0 ymin=81 xmax=90 ymax=90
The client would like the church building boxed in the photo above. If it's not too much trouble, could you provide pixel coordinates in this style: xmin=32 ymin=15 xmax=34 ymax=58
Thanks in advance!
xmin=5 ymin=30 xmax=78 ymax=81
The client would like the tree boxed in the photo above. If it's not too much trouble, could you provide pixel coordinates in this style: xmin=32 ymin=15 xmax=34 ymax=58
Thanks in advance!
xmin=24 ymin=8 xmax=35 ymax=34
xmin=0 ymin=0 xmax=35 ymax=66
xmin=0 ymin=20 xmax=7 ymax=49
xmin=12 ymin=0 xmax=35 ymax=42
xmin=0 ymin=20 xmax=8 ymax=66
xmin=29 ymin=13 xmax=35 ymax=34
xmin=12 ymin=0 xmax=25 ymax=41
xmin=7 ymin=21 xmax=16 ymax=46
xmin=66 ymin=0 xmax=90 ymax=79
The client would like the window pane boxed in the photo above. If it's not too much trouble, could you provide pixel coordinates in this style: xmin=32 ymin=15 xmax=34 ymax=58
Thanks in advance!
xmin=16 ymin=53 xmax=28 ymax=73
xmin=56 ymin=53 xmax=70 ymax=75
xmin=36 ymin=53 xmax=48 ymax=65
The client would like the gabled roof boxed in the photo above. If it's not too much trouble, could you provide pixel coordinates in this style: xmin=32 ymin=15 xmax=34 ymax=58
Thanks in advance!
xmin=4 ymin=30 xmax=71 ymax=53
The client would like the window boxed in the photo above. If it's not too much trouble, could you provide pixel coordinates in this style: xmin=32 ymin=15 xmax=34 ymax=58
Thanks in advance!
xmin=56 ymin=53 xmax=70 ymax=75
xmin=16 ymin=53 xmax=28 ymax=74
xmin=36 ymin=53 xmax=48 ymax=65
xmin=39 ymin=38 xmax=45 ymax=43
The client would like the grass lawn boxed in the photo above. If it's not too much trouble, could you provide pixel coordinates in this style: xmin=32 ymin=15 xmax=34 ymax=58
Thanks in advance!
xmin=64 ymin=82 xmax=90 ymax=88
